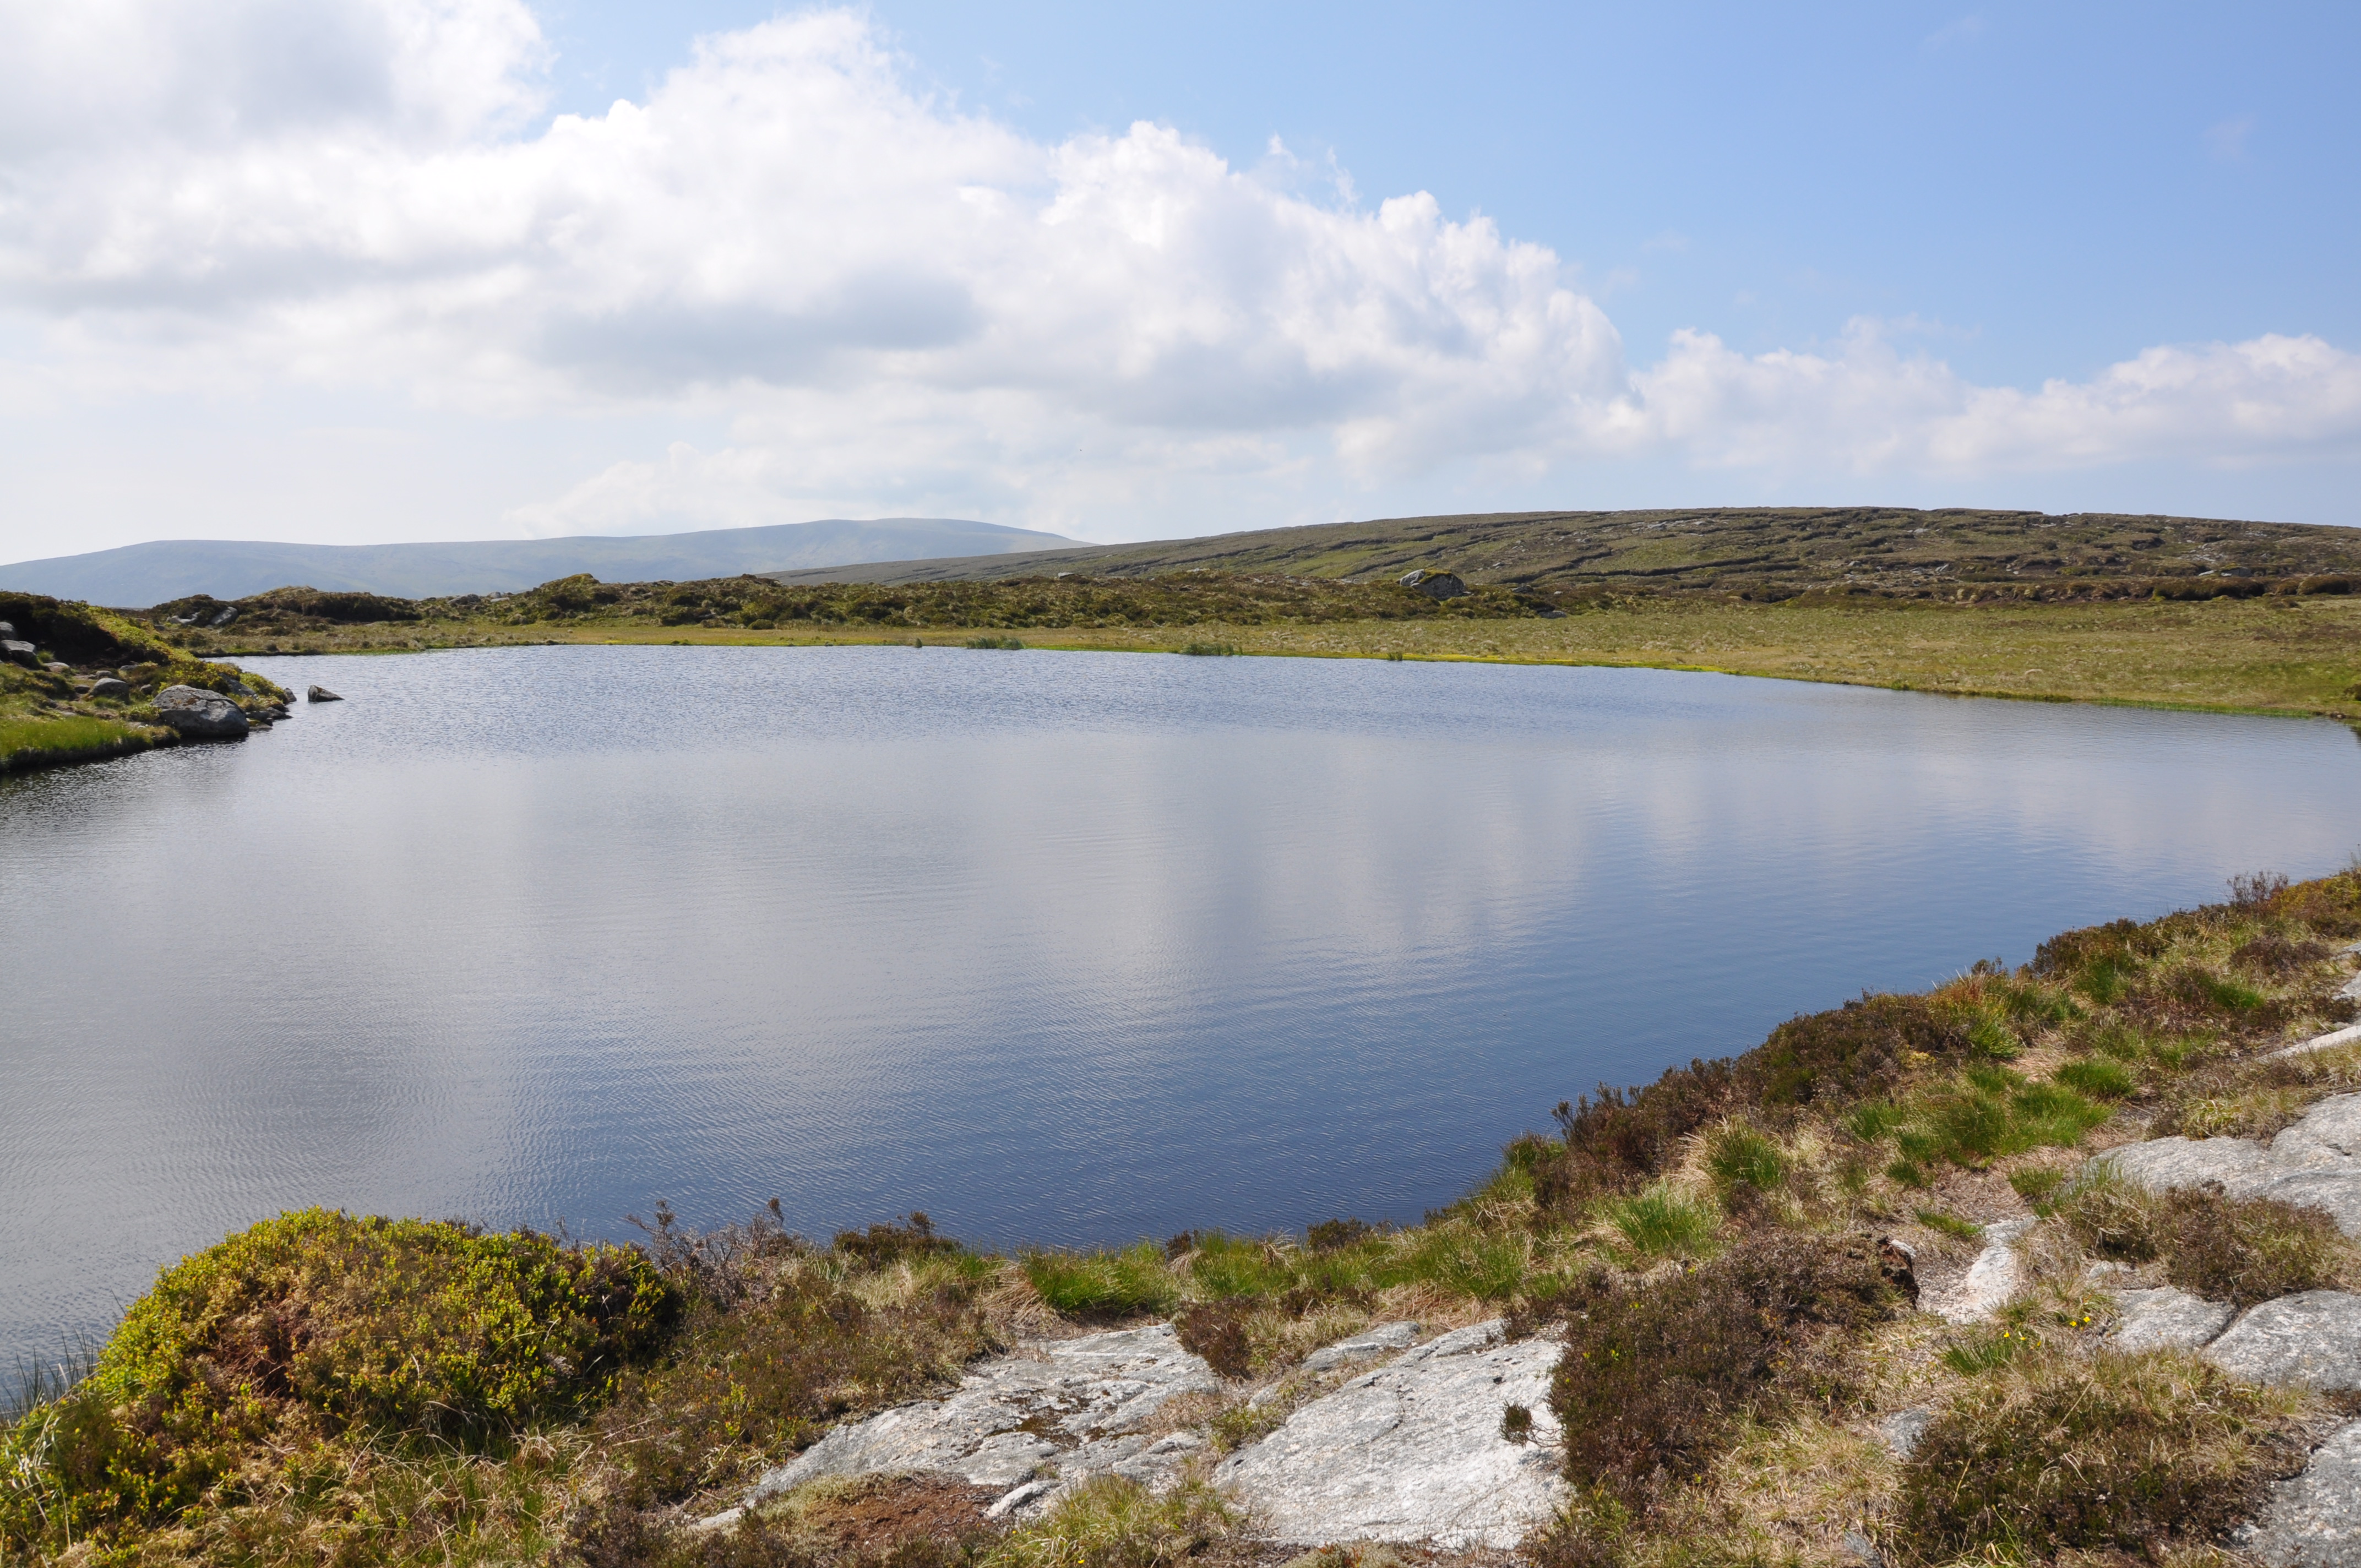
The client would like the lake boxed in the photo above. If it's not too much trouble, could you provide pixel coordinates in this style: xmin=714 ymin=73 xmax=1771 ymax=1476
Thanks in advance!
xmin=4 ymin=645 xmax=2359 ymax=1366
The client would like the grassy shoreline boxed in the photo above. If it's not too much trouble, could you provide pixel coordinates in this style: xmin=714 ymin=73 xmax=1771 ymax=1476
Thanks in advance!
xmin=164 ymin=586 xmax=2361 ymax=723
xmin=12 ymin=870 xmax=2361 ymax=1566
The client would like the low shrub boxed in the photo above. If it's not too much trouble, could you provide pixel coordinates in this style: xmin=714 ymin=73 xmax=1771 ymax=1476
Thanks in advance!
xmin=1743 ymin=994 xmax=1971 ymax=1109
xmin=1549 ymin=1231 xmax=1901 ymax=1498
xmin=1303 ymin=1218 xmax=1374 ymax=1253
xmin=2230 ymin=934 xmax=2331 ymax=974
xmin=1530 ymin=1059 xmax=1737 ymax=1212
xmin=1895 ymin=1348 xmax=2302 ymax=1562
xmin=1022 ymin=1245 xmax=1179 ymax=1319
xmin=1176 ymin=642 xmax=1237 ymax=657
xmin=2057 ymin=1177 xmax=2345 ymax=1308
xmin=964 ymin=636 xmax=1025 ymax=650
xmin=833 ymin=1212 xmax=964 ymax=1268
xmin=1172 ymin=1300 xmax=1253 ymax=1380
xmin=0 ymin=1210 xmax=673 ymax=1550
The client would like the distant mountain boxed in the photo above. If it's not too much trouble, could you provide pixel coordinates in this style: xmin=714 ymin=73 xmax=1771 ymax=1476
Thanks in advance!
xmin=0 ymin=518 xmax=1082 ymax=607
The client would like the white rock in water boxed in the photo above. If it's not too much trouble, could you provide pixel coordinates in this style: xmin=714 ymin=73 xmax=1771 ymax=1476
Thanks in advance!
xmin=2109 ymin=1286 xmax=2235 ymax=1352
xmin=2240 ymin=1418 xmax=2361 ymax=1567
xmin=739 ymin=1324 xmax=1218 ymax=1509
xmin=1924 ymin=1218 xmax=2032 ymax=1324
xmin=1212 ymin=1320 xmax=1564 ymax=1549
xmin=2206 ymin=1292 xmax=2361 ymax=1391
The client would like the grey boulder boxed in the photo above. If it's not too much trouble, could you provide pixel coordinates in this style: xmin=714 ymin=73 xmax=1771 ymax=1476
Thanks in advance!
xmin=151 ymin=684 xmax=249 ymax=738
xmin=86 ymin=677 xmax=132 ymax=699
xmin=2206 ymin=1292 xmax=2361 ymax=1390
xmin=1397 ymin=570 xmax=1470 ymax=600
xmin=2240 ymin=1418 xmax=2361 ymax=1567
xmin=307 ymin=685 xmax=342 ymax=703
xmin=1 ymin=639 xmax=37 ymax=667
xmin=1212 ymin=1320 xmax=1564 ymax=1549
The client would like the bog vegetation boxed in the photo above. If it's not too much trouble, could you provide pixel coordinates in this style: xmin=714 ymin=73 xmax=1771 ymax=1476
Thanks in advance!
xmin=12 ymin=867 xmax=2361 ymax=1566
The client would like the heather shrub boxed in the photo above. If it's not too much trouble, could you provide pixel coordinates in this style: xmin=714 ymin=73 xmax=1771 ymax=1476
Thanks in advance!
xmin=1742 ymin=994 xmax=1971 ymax=1109
xmin=2057 ymin=1175 xmax=2346 ymax=1307
xmin=1549 ymin=1231 xmax=1900 ymax=1498
xmin=1895 ymin=1349 xmax=2301 ymax=1562
xmin=0 ymin=1210 xmax=672 ymax=1548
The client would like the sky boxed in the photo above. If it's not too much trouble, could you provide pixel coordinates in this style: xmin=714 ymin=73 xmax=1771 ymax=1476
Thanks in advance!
xmin=2 ymin=1 xmax=2357 ymax=562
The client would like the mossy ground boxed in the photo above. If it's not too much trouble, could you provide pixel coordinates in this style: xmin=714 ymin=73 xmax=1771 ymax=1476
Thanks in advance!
xmin=12 ymin=889 xmax=2361 ymax=1564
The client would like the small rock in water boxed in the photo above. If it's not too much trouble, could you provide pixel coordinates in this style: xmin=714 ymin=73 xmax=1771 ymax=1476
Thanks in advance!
xmin=150 ymin=684 xmax=249 ymax=738
xmin=307 ymin=685 xmax=343 ymax=703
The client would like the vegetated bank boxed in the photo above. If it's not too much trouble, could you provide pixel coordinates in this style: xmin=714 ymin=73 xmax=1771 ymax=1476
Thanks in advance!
xmin=12 ymin=869 xmax=2361 ymax=1567
xmin=102 ymin=564 xmax=2361 ymax=724
xmin=0 ymin=592 xmax=292 ymax=776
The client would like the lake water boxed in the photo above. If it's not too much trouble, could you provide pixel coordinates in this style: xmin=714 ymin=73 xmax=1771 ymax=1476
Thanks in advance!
xmin=5 ymin=645 xmax=2360 ymax=1366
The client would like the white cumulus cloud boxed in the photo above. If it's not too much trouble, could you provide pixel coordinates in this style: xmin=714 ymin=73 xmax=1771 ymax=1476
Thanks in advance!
xmin=0 ymin=0 xmax=2355 ymax=551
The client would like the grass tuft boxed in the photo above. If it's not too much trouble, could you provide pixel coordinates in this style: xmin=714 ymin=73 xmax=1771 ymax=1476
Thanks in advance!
xmin=1022 ymin=1245 xmax=1180 ymax=1319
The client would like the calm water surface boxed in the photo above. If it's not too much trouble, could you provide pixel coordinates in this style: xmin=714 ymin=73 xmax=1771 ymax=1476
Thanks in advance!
xmin=5 ymin=646 xmax=2359 ymax=1363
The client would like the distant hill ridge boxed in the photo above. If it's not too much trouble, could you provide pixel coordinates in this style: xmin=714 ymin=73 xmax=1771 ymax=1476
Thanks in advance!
xmin=0 ymin=518 xmax=1081 ymax=607
xmin=765 ymin=507 xmax=2361 ymax=598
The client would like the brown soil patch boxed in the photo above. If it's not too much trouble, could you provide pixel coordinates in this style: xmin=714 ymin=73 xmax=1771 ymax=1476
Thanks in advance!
xmin=802 ymin=1475 xmax=1004 ymax=1554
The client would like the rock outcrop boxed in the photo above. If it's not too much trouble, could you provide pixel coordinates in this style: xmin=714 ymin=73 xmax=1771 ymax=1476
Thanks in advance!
xmin=1212 ymin=1321 xmax=1563 ymax=1549
xmin=2099 ymin=1094 xmax=2361 ymax=1237
xmin=1397 ymin=570 xmax=1469 ymax=600
xmin=2204 ymin=1292 xmax=2361 ymax=1391
xmin=2241 ymin=1418 xmax=2361 ymax=1567
xmin=1 ymin=639 xmax=36 ymax=667
xmin=738 ymin=1324 xmax=1218 ymax=1516
xmin=1923 ymin=1218 xmax=2032 ymax=1322
xmin=150 ymin=684 xmax=249 ymax=738
xmin=711 ymin=1319 xmax=1565 ymax=1550
xmin=2108 ymin=1285 xmax=2236 ymax=1352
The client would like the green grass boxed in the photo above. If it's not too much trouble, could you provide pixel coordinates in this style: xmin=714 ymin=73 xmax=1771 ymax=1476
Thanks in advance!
xmin=1021 ymin=1244 xmax=1181 ymax=1317
xmin=0 ymin=714 xmax=152 ymax=770
xmin=1600 ymin=1185 xmax=1722 ymax=1262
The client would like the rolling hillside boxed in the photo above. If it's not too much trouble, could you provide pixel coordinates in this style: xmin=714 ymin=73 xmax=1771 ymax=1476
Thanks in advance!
xmin=0 ymin=518 xmax=1081 ymax=607
xmin=765 ymin=507 xmax=2361 ymax=598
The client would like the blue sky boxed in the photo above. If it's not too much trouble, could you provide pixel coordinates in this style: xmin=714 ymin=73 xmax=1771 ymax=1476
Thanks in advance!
xmin=1 ymin=1 xmax=2355 ymax=559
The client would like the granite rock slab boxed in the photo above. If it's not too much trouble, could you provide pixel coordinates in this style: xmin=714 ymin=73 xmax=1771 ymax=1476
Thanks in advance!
xmin=2240 ymin=1419 xmax=2361 ymax=1567
xmin=2098 ymin=1096 xmax=2361 ymax=1239
xmin=1302 ymin=1322 xmax=1421 ymax=1372
xmin=2206 ymin=1292 xmax=2361 ymax=1391
xmin=2109 ymin=1286 xmax=2236 ymax=1352
xmin=741 ymin=1324 xmax=1220 ymax=1508
xmin=1212 ymin=1320 xmax=1564 ymax=1549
